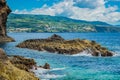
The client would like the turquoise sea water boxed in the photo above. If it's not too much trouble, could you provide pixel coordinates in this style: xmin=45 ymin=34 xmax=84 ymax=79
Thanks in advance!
xmin=1 ymin=33 xmax=120 ymax=80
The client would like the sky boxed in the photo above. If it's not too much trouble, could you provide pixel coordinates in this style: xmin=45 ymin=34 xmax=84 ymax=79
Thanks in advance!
xmin=6 ymin=0 xmax=120 ymax=25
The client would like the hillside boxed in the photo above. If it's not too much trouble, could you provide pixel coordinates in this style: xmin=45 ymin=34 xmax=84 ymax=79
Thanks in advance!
xmin=7 ymin=14 xmax=120 ymax=33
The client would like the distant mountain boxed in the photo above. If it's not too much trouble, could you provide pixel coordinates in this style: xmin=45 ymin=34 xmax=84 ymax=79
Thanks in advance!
xmin=7 ymin=13 xmax=120 ymax=33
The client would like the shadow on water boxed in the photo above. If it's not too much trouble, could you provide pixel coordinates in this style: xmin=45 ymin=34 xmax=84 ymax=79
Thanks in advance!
xmin=0 ymin=42 xmax=8 ymax=48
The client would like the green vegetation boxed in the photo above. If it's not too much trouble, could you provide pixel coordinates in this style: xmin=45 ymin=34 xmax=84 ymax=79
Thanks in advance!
xmin=7 ymin=14 xmax=120 ymax=33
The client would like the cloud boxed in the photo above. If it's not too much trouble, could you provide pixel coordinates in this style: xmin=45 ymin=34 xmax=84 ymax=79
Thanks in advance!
xmin=13 ymin=0 xmax=120 ymax=24
xmin=73 ymin=0 xmax=105 ymax=9
xmin=106 ymin=0 xmax=120 ymax=1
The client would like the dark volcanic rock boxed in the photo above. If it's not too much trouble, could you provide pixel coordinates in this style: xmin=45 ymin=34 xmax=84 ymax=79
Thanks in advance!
xmin=0 ymin=48 xmax=8 ymax=61
xmin=17 ymin=34 xmax=114 ymax=57
xmin=9 ymin=55 xmax=51 ymax=71
xmin=48 ymin=34 xmax=64 ymax=41
xmin=39 ymin=63 xmax=50 ymax=69
xmin=9 ymin=55 xmax=37 ymax=71
xmin=92 ymin=51 xmax=99 ymax=56
xmin=43 ymin=63 xmax=50 ymax=69
xmin=101 ymin=51 xmax=113 ymax=57
xmin=0 ymin=0 xmax=14 ymax=42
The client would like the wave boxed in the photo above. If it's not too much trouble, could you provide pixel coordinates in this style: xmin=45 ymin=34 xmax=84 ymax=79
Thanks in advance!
xmin=30 ymin=67 xmax=49 ymax=75
xmin=71 ymin=50 xmax=119 ymax=57
xmin=113 ymin=52 xmax=120 ymax=57
xmin=41 ymin=74 xmax=66 ymax=79
xmin=30 ymin=67 xmax=66 ymax=80
xmin=51 ymin=67 xmax=66 ymax=71
xmin=72 ymin=50 xmax=92 ymax=57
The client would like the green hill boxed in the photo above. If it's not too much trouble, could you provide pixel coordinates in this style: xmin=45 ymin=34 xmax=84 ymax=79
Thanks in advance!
xmin=7 ymin=14 xmax=120 ymax=33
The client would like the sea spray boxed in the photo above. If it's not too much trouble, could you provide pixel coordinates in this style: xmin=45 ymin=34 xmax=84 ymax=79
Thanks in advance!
xmin=31 ymin=67 xmax=66 ymax=79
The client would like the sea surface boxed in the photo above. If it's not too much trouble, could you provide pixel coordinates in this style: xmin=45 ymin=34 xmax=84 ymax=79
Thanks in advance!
xmin=1 ymin=33 xmax=120 ymax=80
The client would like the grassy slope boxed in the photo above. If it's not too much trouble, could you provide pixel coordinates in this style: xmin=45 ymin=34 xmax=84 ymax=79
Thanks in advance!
xmin=7 ymin=14 xmax=120 ymax=32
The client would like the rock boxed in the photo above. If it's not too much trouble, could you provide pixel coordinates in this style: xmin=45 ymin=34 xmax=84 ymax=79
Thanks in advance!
xmin=9 ymin=55 xmax=36 ymax=71
xmin=0 ymin=0 xmax=14 ymax=42
xmin=17 ymin=34 xmax=114 ymax=57
xmin=0 ymin=48 xmax=8 ymax=61
xmin=92 ymin=50 xmax=99 ymax=56
xmin=0 ymin=48 xmax=39 ymax=80
xmin=43 ymin=63 xmax=50 ymax=69
xmin=106 ymin=51 xmax=113 ymax=56
xmin=48 ymin=34 xmax=64 ymax=41
xmin=101 ymin=51 xmax=113 ymax=57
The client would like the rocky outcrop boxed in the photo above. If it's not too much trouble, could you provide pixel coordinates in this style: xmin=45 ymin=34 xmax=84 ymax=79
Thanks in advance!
xmin=0 ymin=0 xmax=14 ymax=42
xmin=0 ymin=48 xmax=51 ymax=79
xmin=48 ymin=34 xmax=64 ymax=41
xmin=0 ymin=48 xmax=39 ymax=80
xmin=17 ymin=34 xmax=114 ymax=57
xmin=9 ymin=55 xmax=50 ymax=71
xmin=9 ymin=55 xmax=37 ymax=72
xmin=42 ymin=63 xmax=50 ymax=69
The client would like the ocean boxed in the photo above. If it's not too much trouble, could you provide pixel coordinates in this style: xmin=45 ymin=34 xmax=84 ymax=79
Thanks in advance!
xmin=1 ymin=33 xmax=120 ymax=80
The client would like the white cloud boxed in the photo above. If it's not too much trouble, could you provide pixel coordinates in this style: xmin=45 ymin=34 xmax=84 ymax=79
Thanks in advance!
xmin=73 ymin=0 xmax=105 ymax=9
xmin=13 ymin=0 xmax=120 ymax=24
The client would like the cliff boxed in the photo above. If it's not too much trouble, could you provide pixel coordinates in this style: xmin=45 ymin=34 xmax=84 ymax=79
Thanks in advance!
xmin=0 ymin=0 xmax=14 ymax=42
xmin=0 ymin=48 xmax=39 ymax=80
xmin=17 ymin=34 xmax=113 ymax=57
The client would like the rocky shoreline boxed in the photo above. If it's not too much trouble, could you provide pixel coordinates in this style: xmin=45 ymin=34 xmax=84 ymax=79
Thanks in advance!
xmin=9 ymin=55 xmax=50 ymax=71
xmin=0 ymin=48 xmax=50 ymax=80
xmin=0 ymin=36 xmax=14 ymax=42
xmin=17 ymin=34 xmax=113 ymax=57
xmin=0 ymin=0 xmax=49 ymax=80
xmin=0 ymin=48 xmax=39 ymax=80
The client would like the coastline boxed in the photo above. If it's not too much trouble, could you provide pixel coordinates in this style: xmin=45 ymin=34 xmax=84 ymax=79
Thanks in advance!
xmin=1 ymin=32 xmax=120 ymax=80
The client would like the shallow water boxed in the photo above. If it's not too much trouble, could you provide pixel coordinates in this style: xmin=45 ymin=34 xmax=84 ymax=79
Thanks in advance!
xmin=1 ymin=33 xmax=120 ymax=80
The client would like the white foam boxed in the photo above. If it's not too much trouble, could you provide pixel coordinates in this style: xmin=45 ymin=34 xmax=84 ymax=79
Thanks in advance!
xmin=72 ymin=50 xmax=92 ymax=57
xmin=30 ymin=67 xmax=66 ymax=80
xmin=41 ymin=74 xmax=66 ymax=79
xmin=30 ymin=67 xmax=49 ymax=75
xmin=113 ymin=52 xmax=120 ymax=57
xmin=71 ymin=50 xmax=118 ymax=57
xmin=51 ymin=67 xmax=66 ymax=71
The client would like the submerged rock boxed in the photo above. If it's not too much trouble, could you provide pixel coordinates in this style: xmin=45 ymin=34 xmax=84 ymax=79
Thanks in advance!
xmin=17 ymin=34 xmax=114 ymax=57
xmin=38 ymin=63 xmax=50 ymax=69
xmin=43 ymin=63 xmax=50 ymax=69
